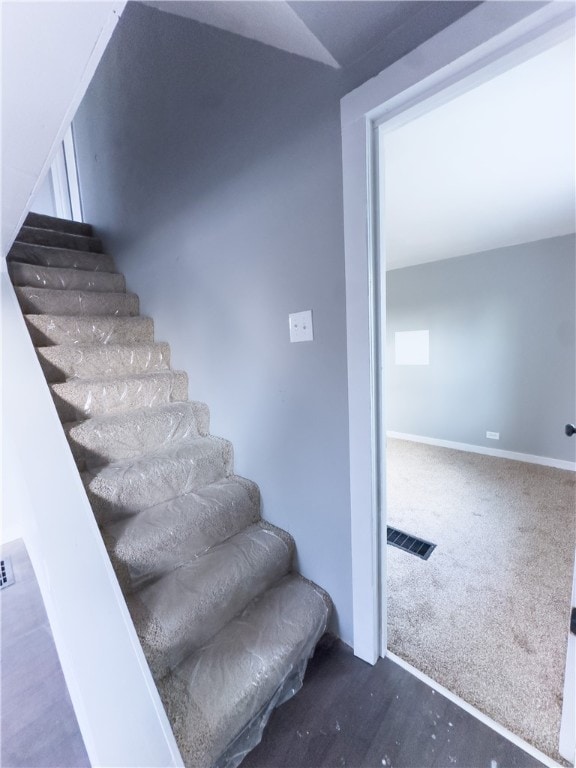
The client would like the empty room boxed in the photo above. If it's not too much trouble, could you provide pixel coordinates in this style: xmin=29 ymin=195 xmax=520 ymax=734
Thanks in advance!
xmin=381 ymin=34 xmax=576 ymax=763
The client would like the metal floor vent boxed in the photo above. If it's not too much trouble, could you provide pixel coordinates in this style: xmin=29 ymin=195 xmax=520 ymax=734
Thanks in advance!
xmin=387 ymin=527 xmax=436 ymax=560
xmin=0 ymin=557 xmax=15 ymax=590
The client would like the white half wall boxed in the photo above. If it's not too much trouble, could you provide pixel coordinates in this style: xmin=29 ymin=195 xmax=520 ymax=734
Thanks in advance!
xmin=1 ymin=1 xmax=125 ymax=256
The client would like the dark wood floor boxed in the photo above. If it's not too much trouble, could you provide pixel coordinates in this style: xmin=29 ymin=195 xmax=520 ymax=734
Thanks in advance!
xmin=242 ymin=635 xmax=546 ymax=768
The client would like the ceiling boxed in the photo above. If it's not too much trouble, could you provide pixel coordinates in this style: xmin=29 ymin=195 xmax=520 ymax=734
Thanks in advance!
xmin=382 ymin=35 xmax=575 ymax=270
xmin=141 ymin=1 xmax=471 ymax=70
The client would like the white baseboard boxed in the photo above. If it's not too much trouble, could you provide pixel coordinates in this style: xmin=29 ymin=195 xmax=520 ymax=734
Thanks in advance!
xmin=387 ymin=431 xmax=576 ymax=472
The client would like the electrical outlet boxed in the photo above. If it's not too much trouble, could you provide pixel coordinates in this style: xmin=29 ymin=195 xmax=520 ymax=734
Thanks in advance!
xmin=289 ymin=310 xmax=313 ymax=343
xmin=486 ymin=431 xmax=500 ymax=440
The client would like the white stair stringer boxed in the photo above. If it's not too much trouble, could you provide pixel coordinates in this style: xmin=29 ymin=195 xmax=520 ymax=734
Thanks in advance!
xmin=9 ymin=212 xmax=331 ymax=768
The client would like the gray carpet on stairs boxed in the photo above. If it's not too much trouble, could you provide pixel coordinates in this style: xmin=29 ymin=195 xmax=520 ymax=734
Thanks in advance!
xmin=9 ymin=212 xmax=331 ymax=768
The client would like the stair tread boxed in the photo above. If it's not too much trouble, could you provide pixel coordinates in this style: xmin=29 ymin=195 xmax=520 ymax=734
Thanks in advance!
xmin=25 ymin=212 xmax=93 ymax=237
xmin=83 ymin=435 xmax=234 ymax=522
xmin=25 ymin=314 xmax=154 ymax=347
xmin=64 ymin=401 xmax=210 ymax=469
xmin=16 ymin=285 xmax=139 ymax=317
xmin=50 ymin=369 xmax=188 ymax=422
xmin=17 ymin=225 xmax=103 ymax=252
xmin=103 ymin=475 xmax=260 ymax=587
xmin=159 ymin=574 xmax=330 ymax=768
xmin=37 ymin=341 xmax=171 ymax=383
xmin=128 ymin=522 xmax=294 ymax=677
xmin=9 ymin=261 xmax=125 ymax=293
xmin=8 ymin=242 xmax=116 ymax=272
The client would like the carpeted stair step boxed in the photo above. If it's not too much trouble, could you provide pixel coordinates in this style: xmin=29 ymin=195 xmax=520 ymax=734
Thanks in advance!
xmin=25 ymin=212 xmax=93 ymax=237
xmin=16 ymin=225 xmax=103 ymax=252
xmin=10 ymin=212 xmax=333 ymax=768
xmin=83 ymin=436 xmax=234 ymax=523
xmin=65 ymin=401 xmax=210 ymax=469
xmin=9 ymin=261 xmax=125 ymax=293
xmin=25 ymin=314 xmax=154 ymax=347
xmin=128 ymin=523 xmax=294 ymax=678
xmin=37 ymin=341 xmax=171 ymax=383
xmin=50 ymin=370 xmax=188 ymax=422
xmin=16 ymin=286 xmax=139 ymax=316
xmin=158 ymin=574 xmax=330 ymax=768
xmin=103 ymin=476 xmax=261 ymax=588
xmin=8 ymin=242 xmax=116 ymax=272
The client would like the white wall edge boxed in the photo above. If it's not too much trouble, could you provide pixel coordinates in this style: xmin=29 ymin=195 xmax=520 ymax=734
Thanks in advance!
xmin=559 ymin=549 xmax=576 ymax=763
xmin=5 ymin=2 xmax=125 ymax=251
xmin=387 ymin=652 xmax=562 ymax=768
xmin=64 ymin=125 xmax=84 ymax=222
xmin=341 ymin=0 xmax=576 ymax=665
xmin=387 ymin=431 xmax=576 ymax=472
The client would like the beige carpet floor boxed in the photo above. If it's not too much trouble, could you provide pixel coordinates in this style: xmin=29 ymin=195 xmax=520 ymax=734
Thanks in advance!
xmin=386 ymin=438 xmax=575 ymax=763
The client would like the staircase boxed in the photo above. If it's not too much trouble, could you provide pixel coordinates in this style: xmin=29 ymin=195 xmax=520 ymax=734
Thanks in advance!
xmin=8 ymin=212 xmax=331 ymax=768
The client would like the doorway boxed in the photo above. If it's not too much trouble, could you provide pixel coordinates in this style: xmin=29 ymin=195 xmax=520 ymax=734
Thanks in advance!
xmin=381 ymin=35 xmax=575 ymax=761
xmin=341 ymin=3 xmax=576 ymax=765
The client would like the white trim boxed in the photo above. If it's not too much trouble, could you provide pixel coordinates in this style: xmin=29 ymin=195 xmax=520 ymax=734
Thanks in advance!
xmin=50 ymin=144 xmax=72 ymax=220
xmin=341 ymin=1 xmax=576 ymax=665
xmin=387 ymin=652 xmax=562 ymax=768
xmin=63 ymin=125 xmax=83 ymax=222
xmin=559 ymin=549 xmax=576 ymax=764
xmin=387 ymin=431 xmax=576 ymax=472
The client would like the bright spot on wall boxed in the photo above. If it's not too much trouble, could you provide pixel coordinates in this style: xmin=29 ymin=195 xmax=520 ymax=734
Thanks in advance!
xmin=395 ymin=330 xmax=429 ymax=365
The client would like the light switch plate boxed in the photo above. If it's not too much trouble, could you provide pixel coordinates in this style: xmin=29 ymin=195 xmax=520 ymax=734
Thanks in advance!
xmin=289 ymin=310 xmax=313 ymax=342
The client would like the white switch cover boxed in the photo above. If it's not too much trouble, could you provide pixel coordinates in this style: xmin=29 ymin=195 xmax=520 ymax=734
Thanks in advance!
xmin=289 ymin=310 xmax=313 ymax=343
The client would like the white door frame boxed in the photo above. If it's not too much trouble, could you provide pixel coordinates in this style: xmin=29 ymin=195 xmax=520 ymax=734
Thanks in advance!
xmin=50 ymin=125 xmax=83 ymax=221
xmin=341 ymin=0 xmax=575 ymax=664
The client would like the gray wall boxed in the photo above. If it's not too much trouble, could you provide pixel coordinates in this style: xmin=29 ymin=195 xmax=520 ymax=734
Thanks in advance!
xmin=386 ymin=235 xmax=576 ymax=463
xmin=71 ymin=1 xmax=478 ymax=644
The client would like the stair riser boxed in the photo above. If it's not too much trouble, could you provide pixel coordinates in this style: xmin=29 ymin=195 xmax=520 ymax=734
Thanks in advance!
xmin=9 ymin=261 xmax=125 ymax=293
xmin=66 ymin=402 xmax=210 ymax=470
xmin=16 ymin=287 xmax=139 ymax=317
xmin=38 ymin=343 xmax=171 ymax=384
xmin=17 ymin=226 xmax=103 ymax=252
xmin=103 ymin=477 xmax=260 ymax=588
xmin=160 ymin=576 xmax=330 ymax=768
xmin=25 ymin=315 xmax=154 ymax=347
xmin=51 ymin=371 xmax=188 ymax=422
xmin=129 ymin=525 xmax=294 ymax=679
xmin=84 ymin=438 xmax=234 ymax=524
xmin=8 ymin=242 xmax=115 ymax=272
xmin=25 ymin=212 xmax=93 ymax=237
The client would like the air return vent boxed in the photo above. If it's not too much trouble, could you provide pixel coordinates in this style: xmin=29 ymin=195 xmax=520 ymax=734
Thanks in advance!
xmin=0 ymin=557 xmax=15 ymax=590
xmin=387 ymin=527 xmax=436 ymax=560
